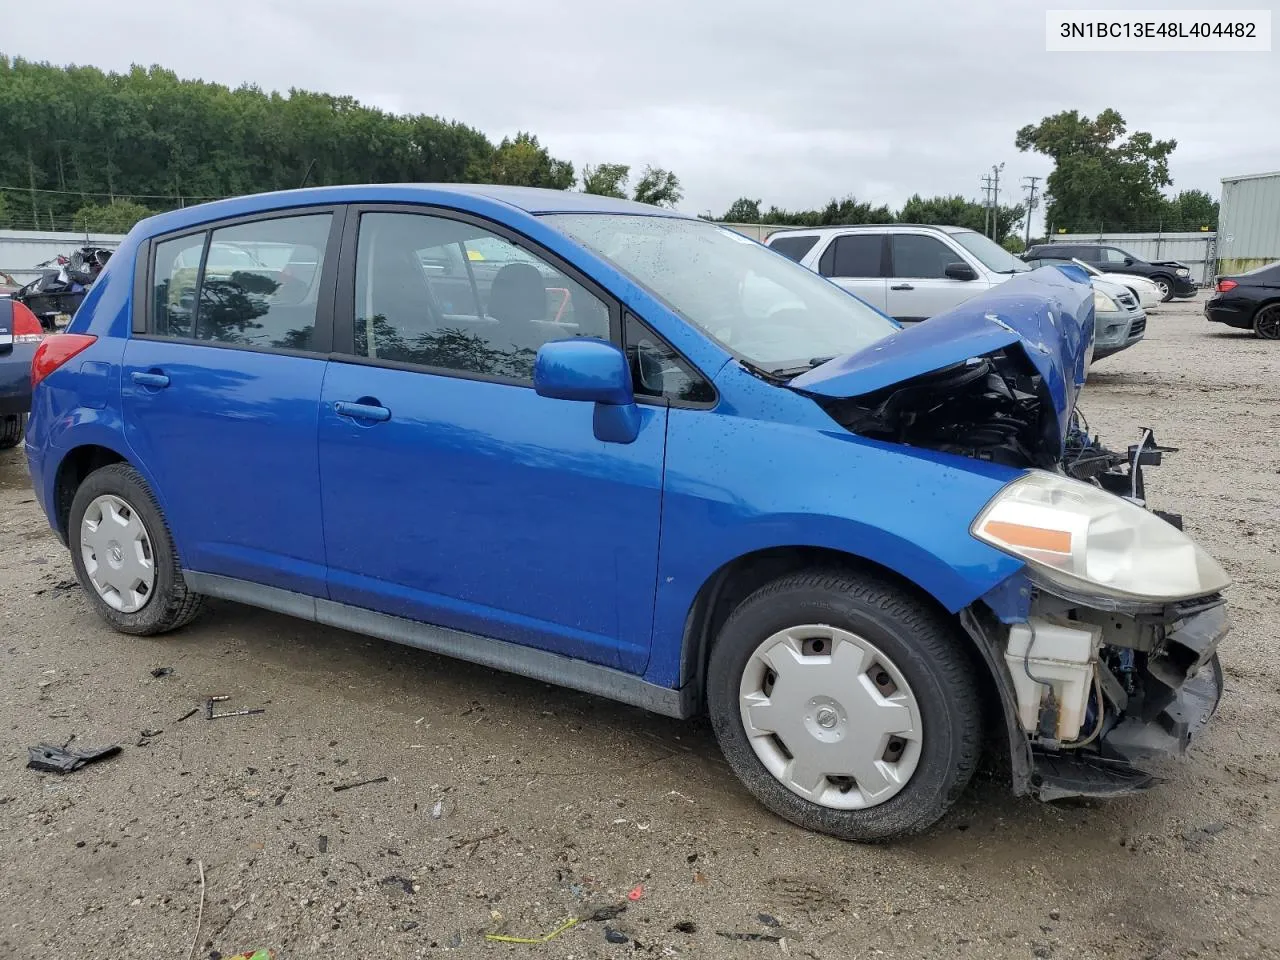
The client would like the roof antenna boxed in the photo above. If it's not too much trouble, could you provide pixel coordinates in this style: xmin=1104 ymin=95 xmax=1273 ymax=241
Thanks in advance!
xmin=299 ymin=159 xmax=317 ymax=189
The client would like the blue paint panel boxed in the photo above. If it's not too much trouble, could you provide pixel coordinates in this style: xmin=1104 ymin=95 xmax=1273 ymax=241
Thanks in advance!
xmin=643 ymin=361 xmax=1025 ymax=688
xmin=317 ymin=362 xmax=666 ymax=673
xmin=119 ymin=339 xmax=329 ymax=596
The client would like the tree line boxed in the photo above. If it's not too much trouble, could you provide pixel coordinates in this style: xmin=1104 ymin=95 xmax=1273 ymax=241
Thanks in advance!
xmin=0 ymin=56 xmax=682 ymax=233
xmin=0 ymin=58 xmax=1219 ymax=242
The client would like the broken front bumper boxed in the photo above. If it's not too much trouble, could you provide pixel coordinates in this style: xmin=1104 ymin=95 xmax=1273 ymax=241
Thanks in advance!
xmin=964 ymin=584 xmax=1230 ymax=802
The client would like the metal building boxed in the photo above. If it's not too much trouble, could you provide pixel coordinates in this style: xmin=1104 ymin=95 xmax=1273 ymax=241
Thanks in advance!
xmin=1218 ymin=171 xmax=1280 ymax=275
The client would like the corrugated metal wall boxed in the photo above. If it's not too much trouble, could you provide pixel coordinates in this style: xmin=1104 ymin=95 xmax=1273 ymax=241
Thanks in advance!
xmin=0 ymin=229 xmax=126 ymax=284
xmin=1048 ymin=232 xmax=1218 ymax=285
xmin=1218 ymin=172 xmax=1280 ymax=274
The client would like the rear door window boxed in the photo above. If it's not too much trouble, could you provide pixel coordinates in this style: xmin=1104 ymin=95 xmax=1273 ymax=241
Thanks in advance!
xmin=768 ymin=235 xmax=820 ymax=263
xmin=826 ymin=234 xmax=882 ymax=278
xmin=150 ymin=213 xmax=334 ymax=351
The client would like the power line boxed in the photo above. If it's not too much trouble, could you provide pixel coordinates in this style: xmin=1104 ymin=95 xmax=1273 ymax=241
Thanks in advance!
xmin=0 ymin=184 xmax=227 ymax=201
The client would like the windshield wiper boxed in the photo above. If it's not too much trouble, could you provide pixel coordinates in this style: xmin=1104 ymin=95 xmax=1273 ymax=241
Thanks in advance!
xmin=768 ymin=356 xmax=839 ymax=379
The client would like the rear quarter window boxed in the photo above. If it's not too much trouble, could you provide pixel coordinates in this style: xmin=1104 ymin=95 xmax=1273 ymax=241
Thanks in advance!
xmin=767 ymin=235 xmax=820 ymax=263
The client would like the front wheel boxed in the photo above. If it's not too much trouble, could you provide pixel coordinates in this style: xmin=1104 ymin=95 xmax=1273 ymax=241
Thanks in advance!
xmin=707 ymin=569 xmax=983 ymax=841
xmin=1152 ymin=275 xmax=1174 ymax=302
xmin=68 ymin=463 xmax=204 ymax=635
xmin=1254 ymin=304 xmax=1280 ymax=340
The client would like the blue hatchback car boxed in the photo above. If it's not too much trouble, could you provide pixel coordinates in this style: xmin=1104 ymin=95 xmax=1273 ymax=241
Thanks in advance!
xmin=25 ymin=185 xmax=1231 ymax=839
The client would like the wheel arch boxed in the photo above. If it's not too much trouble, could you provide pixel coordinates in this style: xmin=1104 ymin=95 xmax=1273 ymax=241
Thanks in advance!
xmin=677 ymin=546 xmax=1008 ymax=739
xmin=51 ymin=442 xmax=131 ymax=543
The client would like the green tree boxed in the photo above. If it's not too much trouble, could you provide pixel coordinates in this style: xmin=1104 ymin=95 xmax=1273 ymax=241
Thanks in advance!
xmin=581 ymin=163 xmax=630 ymax=198
xmin=473 ymin=132 xmax=575 ymax=189
xmin=1160 ymin=189 xmax=1218 ymax=231
xmin=1001 ymin=235 xmax=1026 ymax=254
xmin=1015 ymin=109 xmax=1176 ymax=231
xmin=0 ymin=190 xmax=8 ymax=225
xmin=899 ymin=193 xmax=1024 ymax=240
xmin=632 ymin=166 xmax=683 ymax=207
xmin=72 ymin=200 xmax=152 ymax=232
xmin=722 ymin=197 xmax=762 ymax=222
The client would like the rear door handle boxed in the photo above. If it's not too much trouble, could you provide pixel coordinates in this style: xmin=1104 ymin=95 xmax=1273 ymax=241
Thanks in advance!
xmin=890 ymin=284 xmax=915 ymax=291
xmin=131 ymin=371 xmax=170 ymax=389
xmin=334 ymin=400 xmax=391 ymax=423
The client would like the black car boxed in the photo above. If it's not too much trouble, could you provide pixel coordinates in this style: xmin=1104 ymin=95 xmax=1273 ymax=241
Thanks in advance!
xmin=1205 ymin=261 xmax=1280 ymax=340
xmin=1024 ymin=243 xmax=1197 ymax=301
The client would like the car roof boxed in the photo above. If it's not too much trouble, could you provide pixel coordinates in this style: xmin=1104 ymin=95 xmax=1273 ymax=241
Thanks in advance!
xmin=767 ymin=223 xmax=976 ymax=238
xmin=134 ymin=184 xmax=686 ymax=238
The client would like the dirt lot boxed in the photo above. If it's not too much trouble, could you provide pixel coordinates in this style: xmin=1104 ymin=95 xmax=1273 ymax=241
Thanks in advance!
xmin=0 ymin=295 xmax=1277 ymax=959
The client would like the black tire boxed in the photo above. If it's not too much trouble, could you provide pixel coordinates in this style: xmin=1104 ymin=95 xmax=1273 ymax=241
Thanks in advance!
xmin=0 ymin=414 xmax=24 ymax=450
xmin=67 ymin=462 xmax=204 ymax=635
xmin=707 ymin=569 xmax=982 ymax=841
xmin=1253 ymin=304 xmax=1280 ymax=341
xmin=1151 ymin=275 xmax=1175 ymax=302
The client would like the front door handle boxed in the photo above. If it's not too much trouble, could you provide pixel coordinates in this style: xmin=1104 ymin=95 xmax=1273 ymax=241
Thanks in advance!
xmin=890 ymin=283 xmax=915 ymax=291
xmin=334 ymin=400 xmax=391 ymax=423
xmin=131 ymin=371 xmax=170 ymax=389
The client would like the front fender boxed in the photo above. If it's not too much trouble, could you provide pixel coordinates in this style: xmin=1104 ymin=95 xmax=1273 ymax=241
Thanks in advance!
xmin=645 ymin=396 xmax=1026 ymax=687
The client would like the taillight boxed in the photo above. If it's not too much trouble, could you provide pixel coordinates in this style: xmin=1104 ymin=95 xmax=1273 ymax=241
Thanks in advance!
xmin=31 ymin=334 xmax=97 ymax=388
xmin=1216 ymin=278 xmax=1238 ymax=293
xmin=11 ymin=302 xmax=45 ymax=343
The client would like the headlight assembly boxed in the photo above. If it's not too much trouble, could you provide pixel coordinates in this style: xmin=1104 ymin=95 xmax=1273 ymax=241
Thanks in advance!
xmin=1093 ymin=289 xmax=1118 ymax=312
xmin=972 ymin=471 xmax=1230 ymax=603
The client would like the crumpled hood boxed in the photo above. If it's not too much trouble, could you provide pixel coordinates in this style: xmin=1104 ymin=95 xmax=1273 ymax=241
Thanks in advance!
xmin=791 ymin=266 xmax=1095 ymax=453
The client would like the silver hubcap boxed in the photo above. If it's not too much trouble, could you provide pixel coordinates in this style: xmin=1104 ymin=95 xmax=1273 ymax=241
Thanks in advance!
xmin=739 ymin=625 xmax=922 ymax=809
xmin=80 ymin=494 xmax=156 ymax=613
xmin=1155 ymin=279 xmax=1170 ymax=298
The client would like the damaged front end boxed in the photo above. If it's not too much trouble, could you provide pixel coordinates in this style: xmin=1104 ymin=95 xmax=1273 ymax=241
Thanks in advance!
xmin=789 ymin=268 xmax=1231 ymax=800
xmin=962 ymin=578 xmax=1228 ymax=801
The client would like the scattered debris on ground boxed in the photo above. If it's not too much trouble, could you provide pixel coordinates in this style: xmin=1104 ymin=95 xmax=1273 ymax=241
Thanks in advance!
xmin=333 ymin=776 xmax=388 ymax=792
xmin=26 ymin=741 xmax=120 ymax=774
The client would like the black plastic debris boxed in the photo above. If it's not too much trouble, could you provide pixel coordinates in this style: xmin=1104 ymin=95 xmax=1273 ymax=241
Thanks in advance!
xmin=318 ymin=835 xmax=329 ymax=854
xmin=587 ymin=904 xmax=626 ymax=922
xmin=333 ymin=776 xmax=388 ymax=792
xmin=716 ymin=931 xmax=783 ymax=944
xmin=758 ymin=913 xmax=781 ymax=927
xmin=604 ymin=927 xmax=628 ymax=944
xmin=150 ymin=667 xmax=174 ymax=678
xmin=672 ymin=921 xmax=697 ymax=934
xmin=27 ymin=742 xmax=121 ymax=774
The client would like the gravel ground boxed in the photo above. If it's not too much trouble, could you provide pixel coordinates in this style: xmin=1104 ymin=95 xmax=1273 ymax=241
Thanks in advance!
xmin=0 ymin=295 xmax=1277 ymax=959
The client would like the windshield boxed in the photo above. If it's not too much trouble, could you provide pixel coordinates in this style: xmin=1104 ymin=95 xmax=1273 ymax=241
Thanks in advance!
xmin=949 ymin=229 xmax=1029 ymax=273
xmin=544 ymin=215 xmax=898 ymax=373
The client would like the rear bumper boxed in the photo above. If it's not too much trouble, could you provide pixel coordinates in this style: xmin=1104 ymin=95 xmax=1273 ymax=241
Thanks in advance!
xmin=0 ymin=343 xmax=36 ymax=414
xmin=1204 ymin=298 xmax=1253 ymax=329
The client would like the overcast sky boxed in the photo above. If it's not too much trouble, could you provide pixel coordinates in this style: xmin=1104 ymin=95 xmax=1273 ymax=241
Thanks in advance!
xmin=7 ymin=0 xmax=1277 ymax=228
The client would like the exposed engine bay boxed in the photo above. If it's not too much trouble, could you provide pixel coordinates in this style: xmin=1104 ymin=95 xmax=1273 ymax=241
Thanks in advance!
xmin=821 ymin=346 xmax=1180 ymax=515
xmin=820 ymin=345 xmax=1229 ymax=800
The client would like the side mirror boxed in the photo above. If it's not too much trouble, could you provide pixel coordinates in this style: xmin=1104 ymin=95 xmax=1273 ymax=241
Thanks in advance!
xmin=534 ymin=338 xmax=640 ymax=444
xmin=944 ymin=261 xmax=978 ymax=281
xmin=1123 ymin=257 xmax=1135 ymax=266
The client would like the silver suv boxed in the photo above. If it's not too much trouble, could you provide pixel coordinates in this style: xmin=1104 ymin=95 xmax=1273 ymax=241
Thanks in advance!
xmin=765 ymin=224 xmax=1146 ymax=358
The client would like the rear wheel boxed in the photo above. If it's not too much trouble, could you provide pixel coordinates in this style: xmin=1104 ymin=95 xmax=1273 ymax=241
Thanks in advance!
xmin=707 ymin=569 xmax=982 ymax=841
xmin=0 ymin=414 xmax=24 ymax=450
xmin=1151 ymin=275 xmax=1174 ymax=302
xmin=1254 ymin=304 xmax=1280 ymax=340
xmin=68 ymin=463 xmax=203 ymax=635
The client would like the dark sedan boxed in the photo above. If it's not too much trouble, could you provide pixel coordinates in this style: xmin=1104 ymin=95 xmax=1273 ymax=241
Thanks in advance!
xmin=1205 ymin=262 xmax=1280 ymax=340
xmin=0 ymin=299 xmax=45 ymax=449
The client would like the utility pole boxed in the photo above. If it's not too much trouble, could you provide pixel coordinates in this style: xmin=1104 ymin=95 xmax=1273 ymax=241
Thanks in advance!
xmin=990 ymin=163 xmax=1005 ymax=239
xmin=980 ymin=173 xmax=995 ymax=237
xmin=1022 ymin=175 xmax=1041 ymax=249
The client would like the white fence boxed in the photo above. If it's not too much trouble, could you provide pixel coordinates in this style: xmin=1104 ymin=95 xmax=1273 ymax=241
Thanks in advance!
xmin=0 ymin=229 xmax=127 ymax=284
xmin=1049 ymin=232 xmax=1218 ymax=285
